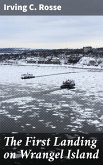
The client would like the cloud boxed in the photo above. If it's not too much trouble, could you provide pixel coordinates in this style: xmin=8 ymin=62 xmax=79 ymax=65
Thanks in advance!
xmin=0 ymin=16 xmax=103 ymax=48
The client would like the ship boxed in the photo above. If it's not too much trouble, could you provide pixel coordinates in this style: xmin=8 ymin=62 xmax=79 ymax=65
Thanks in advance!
xmin=21 ymin=73 xmax=35 ymax=79
xmin=61 ymin=79 xmax=75 ymax=89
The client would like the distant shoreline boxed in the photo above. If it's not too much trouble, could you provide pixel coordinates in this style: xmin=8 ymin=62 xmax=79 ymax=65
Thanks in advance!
xmin=0 ymin=63 xmax=103 ymax=71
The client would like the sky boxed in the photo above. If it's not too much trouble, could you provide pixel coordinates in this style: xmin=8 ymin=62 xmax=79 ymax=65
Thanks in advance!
xmin=0 ymin=16 xmax=103 ymax=49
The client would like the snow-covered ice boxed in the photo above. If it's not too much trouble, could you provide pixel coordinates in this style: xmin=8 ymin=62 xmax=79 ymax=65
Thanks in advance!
xmin=0 ymin=64 xmax=103 ymax=133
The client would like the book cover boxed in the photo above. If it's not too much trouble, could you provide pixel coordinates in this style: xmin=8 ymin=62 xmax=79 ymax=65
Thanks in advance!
xmin=0 ymin=0 xmax=103 ymax=164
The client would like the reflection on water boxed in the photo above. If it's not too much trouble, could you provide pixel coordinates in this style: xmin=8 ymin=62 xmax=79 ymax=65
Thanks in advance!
xmin=0 ymin=65 xmax=103 ymax=133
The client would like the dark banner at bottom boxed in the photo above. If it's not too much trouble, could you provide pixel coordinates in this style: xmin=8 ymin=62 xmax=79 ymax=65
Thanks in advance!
xmin=0 ymin=133 xmax=103 ymax=164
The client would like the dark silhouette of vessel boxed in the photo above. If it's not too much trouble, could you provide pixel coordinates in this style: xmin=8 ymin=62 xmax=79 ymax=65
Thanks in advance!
xmin=61 ymin=79 xmax=75 ymax=89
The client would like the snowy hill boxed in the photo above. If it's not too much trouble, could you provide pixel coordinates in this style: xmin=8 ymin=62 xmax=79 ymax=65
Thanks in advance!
xmin=78 ymin=57 xmax=103 ymax=67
